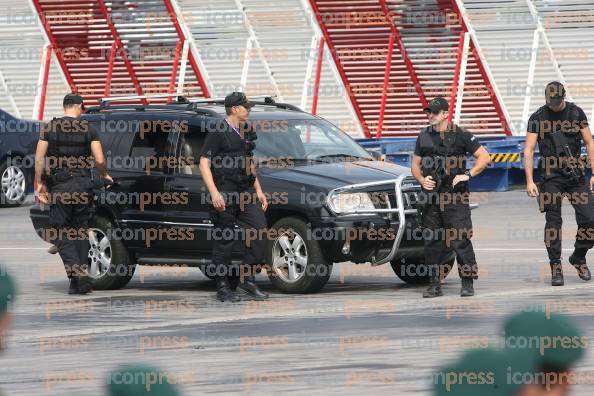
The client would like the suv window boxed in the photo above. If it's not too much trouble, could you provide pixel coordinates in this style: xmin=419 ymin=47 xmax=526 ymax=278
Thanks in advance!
xmin=129 ymin=121 xmax=177 ymax=174
xmin=175 ymin=120 xmax=206 ymax=176
xmin=87 ymin=118 xmax=136 ymax=160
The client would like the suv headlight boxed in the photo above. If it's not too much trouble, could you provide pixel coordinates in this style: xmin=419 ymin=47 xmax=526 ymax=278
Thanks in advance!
xmin=328 ymin=192 xmax=375 ymax=214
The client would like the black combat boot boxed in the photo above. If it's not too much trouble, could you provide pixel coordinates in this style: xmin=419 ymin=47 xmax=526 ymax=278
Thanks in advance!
xmin=423 ymin=267 xmax=443 ymax=298
xmin=69 ymin=276 xmax=93 ymax=295
xmin=568 ymin=252 xmax=592 ymax=281
xmin=550 ymin=261 xmax=564 ymax=286
xmin=215 ymin=277 xmax=241 ymax=302
xmin=460 ymin=277 xmax=474 ymax=297
xmin=237 ymin=276 xmax=269 ymax=300
xmin=68 ymin=277 xmax=79 ymax=294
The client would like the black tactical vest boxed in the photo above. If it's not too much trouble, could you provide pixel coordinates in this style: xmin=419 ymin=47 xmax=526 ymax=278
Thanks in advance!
xmin=536 ymin=104 xmax=583 ymax=159
xmin=418 ymin=125 xmax=468 ymax=193
xmin=45 ymin=117 xmax=92 ymax=172
xmin=210 ymin=124 xmax=255 ymax=191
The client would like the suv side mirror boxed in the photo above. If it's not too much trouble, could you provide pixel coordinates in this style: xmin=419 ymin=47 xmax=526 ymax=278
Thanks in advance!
xmin=366 ymin=149 xmax=384 ymax=161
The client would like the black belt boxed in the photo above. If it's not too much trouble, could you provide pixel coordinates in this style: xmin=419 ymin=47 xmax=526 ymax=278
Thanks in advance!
xmin=52 ymin=168 xmax=89 ymax=177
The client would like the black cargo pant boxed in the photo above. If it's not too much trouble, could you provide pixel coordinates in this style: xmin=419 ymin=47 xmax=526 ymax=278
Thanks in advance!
xmin=538 ymin=176 xmax=594 ymax=263
xmin=47 ymin=175 xmax=94 ymax=278
xmin=207 ymin=190 xmax=267 ymax=279
xmin=420 ymin=191 xmax=478 ymax=280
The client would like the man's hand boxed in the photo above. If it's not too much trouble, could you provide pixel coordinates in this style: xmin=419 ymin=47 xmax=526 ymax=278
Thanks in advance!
xmin=36 ymin=181 xmax=49 ymax=204
xmin=590 ymin=176 xmax=594 ymax=191
xmin=211 ymin=190 xmax=226 ymax=211
xmin=101 ymin=174 xmax=114 ymax=186
xmin=452 ymin=174 xmax=470 ymax=187
xmin=422 ymin=176 xmax=436 ymax=191
xmin=526 ymin=182 xmax=539 ymax=197
xmin=257 ymin=190 xmax=268 ymax=211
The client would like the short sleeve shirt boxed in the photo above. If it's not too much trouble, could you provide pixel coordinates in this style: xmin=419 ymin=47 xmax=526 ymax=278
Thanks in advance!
xmin=40 ymin=116 xmax=99 ymax=170
xmin=526 ymin=103 xmax=588 ymax=174
xmin=199 ymin=119 xmax=252 ymax=191
xmin=414 ymin=125 xmax=482 ymax=192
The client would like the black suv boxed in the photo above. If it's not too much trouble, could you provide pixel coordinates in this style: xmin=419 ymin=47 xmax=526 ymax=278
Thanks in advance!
xmin=0 ymin=109 xmax=40 ymax=206
xmin=29 ymin=97 xmax=456 ymax=293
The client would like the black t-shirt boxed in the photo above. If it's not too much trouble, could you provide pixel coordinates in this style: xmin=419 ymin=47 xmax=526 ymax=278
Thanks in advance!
xmin=200 ymin=121 xmax=244 ymax=159
xmin=527 ymin=102 xmax=588 ymax=174
xmin=414 ymin=125 xmax=482 ymax=191
xmin=40 ymin=116 xmax=99 ymax=171
xmin=199 ymin=120 xmax=252 ymax=190
xmin=527 ymin=102 xmax=588 ymax=136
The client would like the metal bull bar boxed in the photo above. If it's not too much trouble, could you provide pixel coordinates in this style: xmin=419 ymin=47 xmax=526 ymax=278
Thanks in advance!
xmin=326 ymin=174 xmax=419 ymax=266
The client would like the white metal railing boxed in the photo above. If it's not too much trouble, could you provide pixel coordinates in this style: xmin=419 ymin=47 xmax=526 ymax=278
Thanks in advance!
xmin=524 ymin=0 xmax=572 ymax=101
xmin=454 ymin=32 xmax=470 ymax=125
xmin=454 ymin=0 xmax=514 ymax=134
xmin=462 ymin=0 xmax=594 ymax=134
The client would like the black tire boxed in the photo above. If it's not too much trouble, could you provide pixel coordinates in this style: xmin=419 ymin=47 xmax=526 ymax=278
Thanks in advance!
xmin=266 ymin=217 xmax=332 ymax=293
xmin=0 ymin=158 xmax=28 ymax=207
xmin=391 ymin=251 xmax=455 ymax=285
xmin=88 ymin=215 xmax=135 ymax=290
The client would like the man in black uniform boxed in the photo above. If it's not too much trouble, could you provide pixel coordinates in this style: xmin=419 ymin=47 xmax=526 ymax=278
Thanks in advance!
xmin=411 ymin=97 xmax=491 ymax=298
xmin=34 ymin=93 xmax=113 ymax=295
xmin=524 ymin=81 xmax=594 ymax=286
xmin=199 ymin=92 xmax=269 ymax=302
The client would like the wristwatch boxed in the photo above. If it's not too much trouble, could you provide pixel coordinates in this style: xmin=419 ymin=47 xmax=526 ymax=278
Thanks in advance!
xmin=464 ymin=170 xmax=472 ymax=179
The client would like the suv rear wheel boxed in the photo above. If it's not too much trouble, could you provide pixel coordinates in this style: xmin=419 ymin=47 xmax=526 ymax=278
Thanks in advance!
xmin=88 ymin=215 xmax=136 ymax=290
xmin=391 ymin=251 xmax=455 ymax=284
xmin=0 ymin=159 xmax=27 ymax=207
xmin=266 ymin=217 xmax=332 ymax=293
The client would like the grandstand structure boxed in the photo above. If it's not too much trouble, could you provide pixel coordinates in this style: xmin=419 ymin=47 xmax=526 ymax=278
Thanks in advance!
xmin=0 ymin=0 xmax=592 ymax=138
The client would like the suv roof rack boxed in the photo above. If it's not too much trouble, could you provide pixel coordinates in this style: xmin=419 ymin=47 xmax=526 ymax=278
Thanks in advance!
xmin=188 ymin=96 xmax=304 ymax=113
xmin=90 ymin=94 xmax=304 ymax=115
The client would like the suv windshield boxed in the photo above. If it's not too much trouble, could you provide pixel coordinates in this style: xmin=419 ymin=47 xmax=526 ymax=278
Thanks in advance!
xmin=253 ymin=118 xmax=372 ymax=164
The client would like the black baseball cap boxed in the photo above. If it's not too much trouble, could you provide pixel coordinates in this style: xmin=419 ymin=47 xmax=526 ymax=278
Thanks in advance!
xmin=424 ymin=97 xmax=449 ymax=113
xmin=545 ymin=81 xmax=566 ymax=107
xmin=63 ymin=93 xmax=84 ymax=108
xmin=224 ymin=92 xmax=255 ymax=109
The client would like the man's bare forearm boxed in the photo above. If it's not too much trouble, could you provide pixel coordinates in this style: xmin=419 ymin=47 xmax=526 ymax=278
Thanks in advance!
xmin=199 ymin=159 xmax=218 ymax=195
xmin=34 ymin=141 xmax=48 ymax=184
xmin=524 ymin=150 xmax=535 ymax=184
xmin=586 ymin=141 xmax=594 ymax=171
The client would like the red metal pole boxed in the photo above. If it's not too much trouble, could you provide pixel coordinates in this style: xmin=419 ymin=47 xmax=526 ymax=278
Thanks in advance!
xmin=376 ymin=33 xmax=396 ymax=138
xmin=167 ymin=40 xmax=183 ymax=102
xmin=448 ymin=32 xmax=465 ymax=123
xmin=379 ymin=0 xmax=428 ymax=108
xmin=38 ymin=45 xmax=53 ymax=121
xmin=31 ymin=0 xmax=77 ymax=93
xmin=104 ymin=41 xmax=117 ymax=97
xmin=308 ymin=0 xmax=370 ymax=137
xmin=311 ymin=37 xmax=325 ymax=115
xmin=163 ymin=0 xmax=211 ymax=98
xmin=96 ymin=0 xmax=147 ymax=105
xmin=449 ymin=0 xmax=511 ymax=135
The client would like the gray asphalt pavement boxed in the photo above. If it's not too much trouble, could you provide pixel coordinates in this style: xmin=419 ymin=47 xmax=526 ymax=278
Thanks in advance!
xmin=1 ymin=191 xmax=593 ymax=395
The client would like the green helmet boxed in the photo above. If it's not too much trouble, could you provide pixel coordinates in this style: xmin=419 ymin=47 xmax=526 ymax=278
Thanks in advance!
xmin=433 ymin=348 xmax=537 ymax=396
xmin=106 ymin=364 xmax=184 ymax=396
xmin=503 ymin=309 xmax=585 ymax=371
xmin=0 ymin=266 xmax=16 ymax=316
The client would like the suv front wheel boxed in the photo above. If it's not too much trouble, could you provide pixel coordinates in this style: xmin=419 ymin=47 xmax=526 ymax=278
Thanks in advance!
xmin=390 ymin=252 xmax=455 ymax=284
xmin=266 ymin=217 xmax=332 ymax=293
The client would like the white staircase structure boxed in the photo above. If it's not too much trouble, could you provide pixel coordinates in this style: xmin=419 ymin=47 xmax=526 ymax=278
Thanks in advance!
xmin=461 ymin=0 xmax=594 ymax=134
xmin=173 ymin=0 xmax=363 ymax=136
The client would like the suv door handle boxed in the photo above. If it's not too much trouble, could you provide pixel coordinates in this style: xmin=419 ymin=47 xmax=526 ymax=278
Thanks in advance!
xmin=171 ymin=185 xmax=190 ymax=192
